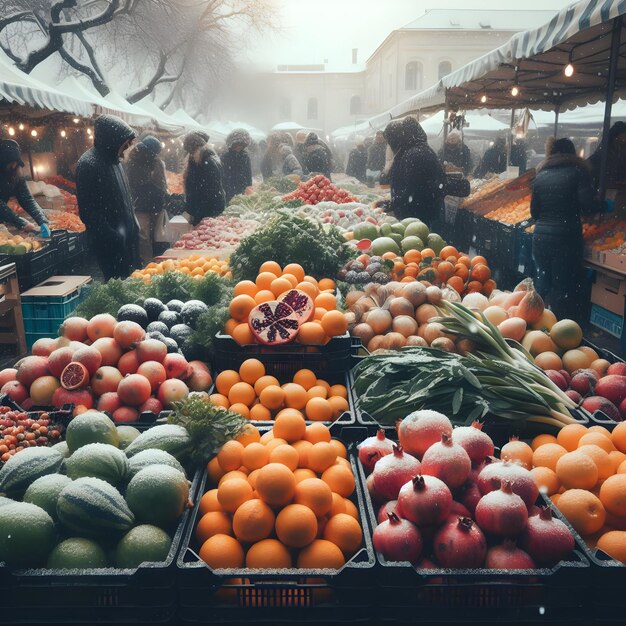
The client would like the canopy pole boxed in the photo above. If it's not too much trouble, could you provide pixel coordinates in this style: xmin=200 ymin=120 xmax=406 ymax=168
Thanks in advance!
xmin=553 ymin=105 xmax=560 ymax=138
xmin=443 ymin=90 xmax=449 ymax=143
xmin=507 ymin=108 xmax=516 ymax=166
xmin=599 ymin=16 xmax=623 ymax=201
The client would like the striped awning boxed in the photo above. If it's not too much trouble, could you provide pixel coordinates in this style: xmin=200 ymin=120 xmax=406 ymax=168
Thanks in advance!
xmin=389 ymin=0 xmax=626 ymax=118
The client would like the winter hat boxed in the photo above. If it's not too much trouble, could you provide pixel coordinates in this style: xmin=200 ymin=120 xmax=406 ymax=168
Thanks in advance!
xmin=141 ymin=135 xmax=162 ymax=156
xmin=295 ymin=130 xmax=307 ymax=143
xmin=304 ymin=132 xmax=319 ymax=147
xmin=446 ymin=130 xmax=462 ymax=146
xmin=226 ymin=129 xmax=251 ymax=149
xmin=183 ymin=131 xmax=210 ymax=153
xmin=279 ymin=143 xmax=293 ymax=157
xmin=0 ymin=139 xmax=24 ymax=167
xmin=549 ymin=138 xmax=576 ymax=156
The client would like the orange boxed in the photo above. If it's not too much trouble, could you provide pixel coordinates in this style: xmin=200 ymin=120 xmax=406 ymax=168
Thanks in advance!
xmin=321 ymin=464 xmax=355 ymax=497
xmin=269 ymin=444 xmax=300 ymax=471
xmin=254 ymin=289 xmax=275 ymax=304
xmin=296 ymin=281 xmax=319 ymax=299
xmin=282 ymin=263 xmax=305 ymax=282
xmin=196 ymin=511 xmax=233 ymax=543
xmin=308 ymin=442 xmax=337 ymax=473
xmin=217 ymin=477 xmax=254 ymax=513
xmin=254 ymin=375 xmax=280 ymax=395
xmin=232 ymin=498 xmax=275 ymax=542
xmin=404 ymin=249 xmax=422 ymax=264
xmin=318 ymin=278 xmax=336 ymax=291
xmin=229 ymin=294 xmax=257 ymax=322
xmin=470 ymin=255 xmax=488 ymax=267
xmin=207 ymin=457 xmax=225 ymax=484
xmin=294 ymin=468 xmax=317 ymax=483
xmin=258 ymin=385 xmax=285 ymax=410
xmin=294 ymin=477 xmax=333 ymax=517
xmin=256 ymin=271 xmax=278 ymax=291
xmin=282 ymin=384 xmax=308 ymax=410
xmin=556 ymin=423 xmax=588 ymax=451
xmin=612 ymin=422 xmax=626 ymax=454
xmin=232 ymin=323 xmax=255 ymax=346
xmin=293 ymin=440 xmax=313 ymax=468
xmin=298 ymin=322 xmax=327 ymax=345
xmin=330 ymin=492 xmax=347 ymax=517
xmin=293 ymin=369 xmax=317 ymax=391
xmin=247 ymin=469 xmax=261 ymax=489
xmin=236 ymin=423 xmax=261 ymax=446
xmin=531 ymin=433 xmax=559 ymax=450
xmin=579 ymin=432 xmax=616 ymax=453
xmin=259 ymin=261 xmax=282 ymax=275
xmin=256 ymin=463 xmax=296 ymax=507
xmin=316 ymin=379 xmax=331 ymax=394
xmin=217 ymin=440 xmax=245 ymax=472
xmin=335 ymin=457 xmax=351 ymax=469
xmin=421 ymin=248 xmax=435 ymax=259
xmin=234 ymin=280 xmax=257 ymax=297
xmin=588 ymin=425 xmax=613 ymax=439
xmin=199 ymin=489 xmax=222 ymax=514
xmin=228 ymin=382 xmax=256 ymax=407
xmin=532 ymin=443 xmax=568 ymax=472
xmin=321 ymin=310 xmax=348 ymax=337
xmin=323 ymin=513 xmax=362 ymax=555
xmin=199 ymin=534 xmax=244 ymax=569
xmin=272 ymin=410 xmax=306 ymax=442
xmin=215 ymin=370 xmax=241 ymax=396
xmin=556 ymin=451 xmax=599 ymax=489
xmin=246 ymin=538 xmax=292 ymax=568
xmin=219 ymin=470 xmax=249 ymax=485
xmin=440 ymin=245 xmax=459 ymax=260
xmin=314 ymin=292 xmax=336 ymax=311
xmin=457 ymin=254 xmax=471 ymax=268
xmin=610 ymin=450 xmax=626 ymax=473
xmin=306 ymin=397 xmax=333 ymax=422
xmin=343 ymin=498 xmax=359 ymax=520
xmin=265 ymin=437 xmax=288 ymax=453
xmin=329 ymin=384 xmax=347 ymax=399
xmin=229 ymin=403 xmax=250 ymax=418
xmin=250 ymin=404 xmax=272 ymax=421
xmin=314 ymin=307 xmax=328 ymax=321
xmin=224 ymin=318 xmax=238 ymax=335
xmin=596 ymin=531 xmax=626 ymax=564
xmin=304 ymin=423 xmax=332 ymax=444
xmin=529 ymin=466 xmax=560 ymax=496
xmin=270 ymin=276 xmax=293 ymax=297
xmin=447 ymin=276 xmax=464 ymax=294
xmin=307 ymin=385 xmax=328 ymax=401
xmin=281 ymin=273 xmax=298 ymax=288
xmin=276 ymin=503 xmax=318 ymax=548
xmin=578 ymin=445 xmax=614 ymax=481
xmin=556 ymin=489 xmax=606 ymax=535
xmin=471 ymin=264 xmax=491 ymax=283
xmin=328 ymin=396 xmax=349 ymax=419
xmin=242 ymin=442 xmax=270 ymax=471
xmin=297 ymin=539 xmax=345 ymax=569
xmin=259 ymin=430 xmax=274 ymax=444
xmin=599 ymin=474 xmax=626 ymax=517
xmin=501 ymin=439 xmax=533 ymax=469
xmin=329 ymin=439 xmax=348 ymax=459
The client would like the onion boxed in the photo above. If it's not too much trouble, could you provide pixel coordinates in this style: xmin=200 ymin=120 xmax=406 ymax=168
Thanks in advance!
xmin=430 ymin=337 xmax=455 ymax=352
xmin=392 ymin=315 xmax=418 ymax=337
xmin=483 ymin=305 xmax=508 ymax=326
xmin=455 ymin=338 xmax=475 ymax=355
xmin=367 ymin=308 xmax=393 ymax=335
xmin=440 ymin=286 xmax=461 ymax=303
xmin=389 ymin=297 xmax=414 ymax=318
xmin=352 ymin=323 xmax=375 ymax=347
xmin=401 ymin=282 xmax=427 ymax=307
xmin=367 ymin=335 xmax=386 ymax=352
xmin=415 ymin=304 xmax=439 ymax=325
xmin=383 ymin=332 xmax=407 ymax=350
xmin=423 ymin=322 xmax=446 ymax=345
xmin=462 ymin=292 xmax=489 ymax=311
xmin=425 ymin=285 xmax=442 ymax=305
xmin=345 ymin=290 xmax=366 ymax=307
xmin=406 ymin=335 xmax=428 ymax=347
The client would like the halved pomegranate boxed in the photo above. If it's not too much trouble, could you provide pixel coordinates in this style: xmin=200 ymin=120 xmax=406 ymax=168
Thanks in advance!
xmin=279 ymin=289 xmax=314 ymax=324
xmin=60 ymin=362 xmax=90 ymax=390
xmin=248 ymin=300 xmax=300 ymax=345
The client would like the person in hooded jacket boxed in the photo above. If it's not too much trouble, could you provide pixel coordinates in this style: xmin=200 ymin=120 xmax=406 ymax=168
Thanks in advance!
xmin=474 ymin=136 xmax=507 ymax=178
xmin=439 ymin=130 xmax=473 ymax=175
xmin=124 ymin=135 xmax=167 ymax=264
xmin=76 ymin=114 xmax=139 ymax=280
xmin=367 ymin=131 xmax=387 ymax=181
xmin=383 ymin=117 xmax=445 ymax=227
xmin=294 ymin=130 xmax=308 ymax=172
xmin=303 ymin=133 xmax=332 ymax=180
xmin=183 ymin=131 xmax=225 ymax=225
xmin=0 ymin=140 xmax=49 ymax=236
xmin=221 ymin=129 xmax=252 ymax=203
xmin=345 ymin=137 xmax=368 ymax=182
xmin=588 ymin=121 xmax=626 ymax=189
xmin=279 ymin=144 xmax=303 ymax=176
xmin=531 ymin=137 xmax=604 ymax=320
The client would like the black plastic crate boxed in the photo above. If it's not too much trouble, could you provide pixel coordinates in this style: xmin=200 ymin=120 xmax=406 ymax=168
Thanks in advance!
xmin=13 ymin=245 xmax=59 ymax=291
xmin=472 ymin=215 xmax=498 ymax=257
xmin=452 ymin=207 xmax=474 ymax=253
xmin=517 ymin=229 xmax=535 ymax=276
xmin=495 ymin=221 xmax=524 ymax=271
xmin=51 ymin=229 xmax=68 ymax=266
xmin=582 ymin=337 xmax=625 ymax=365
xmin=176 ymin=426 xmax=375 ymax=623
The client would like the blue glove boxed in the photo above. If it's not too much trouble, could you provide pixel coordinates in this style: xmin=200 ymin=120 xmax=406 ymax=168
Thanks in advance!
xmin=605 ymin=199 xmax=615 ymax=213
xmin=40 ymin=223 xmax=51 ymax=238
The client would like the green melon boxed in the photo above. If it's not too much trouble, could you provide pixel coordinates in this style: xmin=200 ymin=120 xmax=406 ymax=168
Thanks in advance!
xmin=0 ymin=495 xmax=14 ymax=508
xmin=405 ymin=221 xmax=430 ymax=241
xmin=0 ymin=447 xmax=64 ymax=496
xmin=124 ymin=425 xmax=192 ymax=461
xmin=65 ymin=443 xmax=129 ymax=486
xmin=24 ymin=474 xmax=72 ymax=520
xmin=379 ymin=223 xmax=393 ymax=237
xmin=352 ymin=222 xmax=378 ymax=241
xmin=370 ymin=237 xmax=401 ymax=257
xmin=401 ymin=217 xmax=421 ymax=226
xmin=52 ymin=441 xmax=70 ymax=458
xmin=401 ymin=236 xmax=424 ymax=253
xmin=127 ymin=449 xmax=186 ymax=480
xmin=47 ymin=538 xmax=109 ymax=569
xmin=117 ymin=426 xmax=142 ymax=450
xmin=426 ymin=233 xmax=446 ymax=255
xmin=390 ymin=223 xmax=406 ymax=236
xmin=66 ymin=412 xmax=120 ymax=453
xmin=115 ymin=525 xmax=172 ymax=568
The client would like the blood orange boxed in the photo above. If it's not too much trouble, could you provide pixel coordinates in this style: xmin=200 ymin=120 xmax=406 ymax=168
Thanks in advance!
xmin=248 ymin=301 xmax=300 ymax=345
xmin=60 ymin=362 xmax=90 ymax=390
xmin=279 ymin=290 xmax=314 ymax=324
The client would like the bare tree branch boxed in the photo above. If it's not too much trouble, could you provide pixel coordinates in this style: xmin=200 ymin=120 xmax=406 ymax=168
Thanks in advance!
xmin=57 ymin=44 xmax=109 ymax=95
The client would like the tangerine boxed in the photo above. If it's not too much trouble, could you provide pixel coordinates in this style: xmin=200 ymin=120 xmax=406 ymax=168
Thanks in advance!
xmin=259 ymin=385 xmax=286 ymax=410
xmin=276 ymin=504 xmax=318 ymax=548
xmin=219 ymin=470 xmax=249 ymax=485
xmin=207 ymin=457 xmax=225 ymax=484
xmin=215 ymin=370 xmax=241 ymax=396
xmin=612 ymin=422 xmax=626 ymax=454
xmin=254 ymin=289 xmax=275 ymax=304
xmin=304 ymin=423 xmax=332 ymax=444
xmin=308 ymin=442 xmax=337 ymax=473
xmin=531 ymin=433 xmax=559 ymax=450
xmin=323 ymin=513 xmax=362 ymax=555
xmin=556 ymin=489 xmax=606 ymax=535
xmin=232 ymin=499 xmax=275 ymax=542
xmin=229 ymin=295 xmax=257 ymax=322
xmin=242 ymin=442 xmax=270 ymax=471
xmin=321 ymin=464 xmax=355 ymax=497
xmin=596 ymin=531 xmax=626 ymax=564
xmin=270 ymin=276 xmax=293 ymax=298
xmin=294 ymin=468 xmax=317 ymax=482
xmin=314 ymin=293 xmax=336 ymax=310
xmin=328 ymin=396 xmax=349 ymax=419
xmin=293 ymin=440 xmax=313 ymax=468
xmin=294 ymin=477 xmax=333 ymax=517
xmin=196 ymin=511 xmax=233 ymax=543
xmin=256 ymin=271 xmax=278 ymax=291
xmin=610 ymin=450 xmax=626 ymax=473
xmin=579 ymin=432 xmax=616 ymax=453
xmin=269 ymin=444 xmax=300 ymax=471
xmin=329 ymin=384 xmax=347 ymax=399
xmin=232 ymin=323 xmax=255 ymax=345
xmin=578 ymin=445 xmax=614 ymax=481
xmin=282 ymin=384 xmax=308 ymax=410
xmin=532 ymin=443 xmax=568 ymax=471
xmin=297 ymin=540 xmax=345 ymax=569
xmin=259 ymin=261 xmax=282 ymax=275
xmin=250 ymin=404 xmax=272 ymax=421
xmin=217 ymin=478 xmax=254 ymax=513
xmin=246 ymin=538 xmax=292 ymax=569
xmin=306 ymin=397 xmax=333 ymax=422
xmin=471 ymin=264 xmax=491 ymax=283
xmin=329 ymin=439 xmax=348 ymax=459
xmin=282 ymin=263 xmax=305 ymax=282
xmin=273 ymin=410 xmax=307 ymax=442
xmin=228 ymin=382 xmax=256 ymax=407
xmin=217 ymin=440 xmax=245 ymax=472
xmin=236 ymin=424 xmax=260 ymax=446
xmin=199 ymin=489 xmax=222 ymax=514
xmin=321 ymin=310 xmax=348 ymax=337
xmin=256 ymin=463 xmax=296 ymax=507
xmin=293 ymin=369 xmax=317 ymax=391
xmin=298 ymin=322 xmax=327 ymax=345
xmin=229 ymin=403 xmax=250 ymax=418
xmin=343 ymin=498 xmax=359 ymax=520
xmin=254 ymin=375 xmax=280 ymax=395
xmin=199 ymin=534 xmax=244 ymax=569
xmin=234 ymin=280 xmax=257 ymax=297
xmin=470 ymin=255 xmax=488 ymax=267
xmin=556 ymin=451 xmax=599 ymax=489
xmin=447 ymin=276 xmax=464 ymax=294
xmin=599 ymin=474 xmax=626 ymax=517
xmin=307 ymin=385 xmax=328 ymax=401
xmin=556 ymin=424 xmax=588 ymax=451
xmin=529 ymin=466 xmax=560 ymax=496
xmin=296 ymin=281 xmax=319 ymax=299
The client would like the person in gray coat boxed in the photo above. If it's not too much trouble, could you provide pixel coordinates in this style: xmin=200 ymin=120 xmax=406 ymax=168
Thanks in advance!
xmin=279 ymin=144 xmax=303 ymax=176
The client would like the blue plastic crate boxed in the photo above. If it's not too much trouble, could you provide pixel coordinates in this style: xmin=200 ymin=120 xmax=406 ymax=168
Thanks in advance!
xmin=25 ymin=331 xmax=54 ymax=351
xmin=21 ymin=284 xmax=88 ymax=319
xmin=590 ymin=303 xmax=624 ymax=338
xmin=23 ymin=317 xmax=65 ymax=335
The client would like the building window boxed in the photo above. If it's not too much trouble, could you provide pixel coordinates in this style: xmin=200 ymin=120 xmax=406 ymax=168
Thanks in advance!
xmin=279 ymin=97 xmax=291 ymax=120
xmin=405 ymin=61 xmax=422 ymax=91
xmin=307 ymin=97 xmax=318 ymax=120
xmin=438 ymin=60 xmax=452 ymax=80
xmin=350 ymin=95 xmax=361 ymax=116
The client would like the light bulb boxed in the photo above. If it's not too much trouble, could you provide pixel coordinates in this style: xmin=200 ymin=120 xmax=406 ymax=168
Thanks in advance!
xmin=564 ymin=63 xmax=574 ymax=77
xmin=161 ymin=141 xmax=165 ymax=148
xmin=73 ymin=118 xmax=79 ymax=124
xmin=480 ymin=94 xmax=487 ymax=103
xmin=87 ymin=128 xmax=92 ymax=136
xmin=8 ymin=127 xmax=15 ymax=136
xmin=511 ymin=85 xmax=519 ymax=97
xmin=18 ymin=123 xmax=24 ymax=130
xmin=60 ymin=130 xmax=66 ymax=138
xmin=30 ymin=129 xmax=37 ymax=137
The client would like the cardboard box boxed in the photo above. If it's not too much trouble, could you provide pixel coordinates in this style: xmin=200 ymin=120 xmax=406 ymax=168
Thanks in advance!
xmin=21 ymin=275 xmax=92 ymax=299
xmin=585 ymin=248 xmax=626 ymax=275
xmin=591 ymin=272 xmax=626 ymax=316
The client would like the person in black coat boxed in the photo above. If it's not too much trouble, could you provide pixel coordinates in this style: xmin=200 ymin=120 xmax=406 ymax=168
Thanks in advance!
xmin=367 ymin=131 xmax=387 ymax=180
xmin=182 ymin=131 xmax=225 ymax=225
xmin=221 ymin=129 xmax=252 ymax=203
xmin=438 ymin=130 xmax=473 ymax=175
xmin=0 ymin=140 xmax=49 ymax=236
xmin=383 ymin=117 xmax=445 ymax=227
xmin=474 ymin=136 xmax=507 ymax=178
xmin=345 ymin=137 xmax=368 ymax=182
xmin=303 ymin=133 xmax=332 ymax=180
xmin=531 ymin=138 xmax=604 ymax=320
xmin=76 ymin=114 xmax=139 ymax=280
xmin=588 ymin=121 xmax=626 ymax=189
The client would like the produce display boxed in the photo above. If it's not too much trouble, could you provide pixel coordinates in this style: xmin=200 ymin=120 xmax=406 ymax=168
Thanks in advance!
xmin=211 ymin=360 xmax=349 ymax=421
xmin=197 ymin=418 xmax=363 ymax=570
xmin=165 ymin=171 xmax=184 ymax=195
xmin=44 ymin=209 xmax=85 ymax=232
xmin=460 ymin=178 xmax=507 ymax=208
xmin=173 ymin=216 xmax=259 ymax=251
xmin=131 ymin=256 xmax=231 ymax=282
xmin=484 ymin=195 xmax=531 ymax=224
xmin=0 ymin=413 xmax=192 ymax=569
xmin=42 ymin=175 xmax=76 ymax=193
xmin=282 ymin=175 xmax=359 ymax=205
xmin=583 ymin=217 xmax=626 ymax=253
xmin=361 ymin=411 xmax=577 ymax=570
xmin=295 ymin=202 xmax=389 ymax=232
xmin=0 ymin=230 xmax=46 ymax=254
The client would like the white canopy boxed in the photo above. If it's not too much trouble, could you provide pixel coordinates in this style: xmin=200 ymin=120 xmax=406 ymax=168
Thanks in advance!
xmin=528 ymin=99 xmax=626 ymax=128
xmin=419 ymin=110 xmax=510 ymax=137
xmin=330 ymin=120 xmax=372 ymax=140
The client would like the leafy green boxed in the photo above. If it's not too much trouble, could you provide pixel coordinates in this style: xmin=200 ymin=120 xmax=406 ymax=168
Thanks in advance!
xmin=76 ymin=278 xmax=147 ymax=318
xmin=260 ymin=177 xmax=298 ymax=194
xmin=144 ymin=271 xmax=196 ymax=304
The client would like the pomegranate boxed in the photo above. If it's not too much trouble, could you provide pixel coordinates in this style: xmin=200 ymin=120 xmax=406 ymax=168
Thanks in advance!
xmin=459 ymin=481 xmax=482 ymax=516
xmin=358 ymin=429 xmax=394 ymax=473
xmin=163 ymin=353 xmax=190 ymax=379
xmin=500 ymin=437 xmax=533 ymax=469
xmin=137 ymin=361 xmax=167 ymax=392
xmin=559 ymin=370 xmax=572 ymax=387
xmin=372 ymin=512 xmax=422 ymax=562
xmin=59 ymin=316 xmax=89 ymax=342
xmin=0 ymin=368 xmax=17 ymax=387
xmin=91 ymin=337 xmax=123 ymax=367
xmin=15 ymin=356 xmax=50 ymax=388
xmin=48 ymin=347 xmax=76 ymax=378
xmin=452 ymin=422 xmax=494 ymax=465
xmin=91 ymin=366 xmax=123 ymax=397
xmin=1 ymin=380 xmax=28 ymax=404
xmin=545 ymin=370 xmax=568 ymax=391
xmin=372 ymin=445 xmax=421 ymax=500
xmin=118 ymin=350 xmax=140 ymax=376
xmin=117 ymin=374 xmax=152 ymax=407
xmin=31 ymin=338 xmax=56 ymax=357
xmin=421 ymin=433 xmax=471 ymax=489
xmin=248 ymin=300 xmax=300 ymax=345
xmin=52 ymin=387 xmax=93 ymax=410
xmin=519 ymin=506 xmax=574 ymax=566
xmin=570 ymin=371 xmax=597 ymax=396
xmin=158 ymin=378 xmax=190 ymax=407
xmin=449 ymin=501 xmax=472 ymax=518
xmin=397 ymin=410 xmax=452 ymax=458
xmin=97 ymin=392 xmax=123 ymax=414
xmin=581 ymin=396 xmax=621 ymax=421
xmin=71 ymin=346 xmax=102 ymax=376
xmin=60 ymin=362 xmax=90 ymax=390
xmin=433 ymin=517 xmax=487 ymax=568
xmin=366 ymin=473 xmax=381 ymax=504
xmin=112 ymin=406 xmax=140 ymax=423
xmin=136 ymin=339 xmax=167 ymax=364
xmin=475 ymin=481 xmax=528 ymax=537
xmin=608 ymin=362 xmax=626 ymax=377
xmin=377 ymin=500 xmax=398 ymax=524
xmin=477 ymin=461 xmax=539 ymax=510
xmin=139 ymin=397 xmax=163 ymax=415
xmin=485 ymin=540 xmax=535 ymax=569
xmin=397 ymin=475 xmax=452 ymax=527
xmin=279 ymin=289 xmax=315 ymax=324
xmin=595 ymin=375 xmax=626 ymax=406
xmin=86 ymin=313 xmax=117 ymax=341
xmin=29 ymin=376 xmax=60 ymax=405
xmin=566 ymin=390 xmax=583 ymax=404
xmin=113 ymin=320 xmax=146 ymax=349
xmin=187 ymin=363 xmax=213 ymax=392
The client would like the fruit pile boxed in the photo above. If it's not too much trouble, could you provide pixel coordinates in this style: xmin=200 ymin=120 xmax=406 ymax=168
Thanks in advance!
xmin=282 ymin=175 xmax=359 ymax=205
xmin=0 ymin=231 xmax=45 ymax=254
xmin=166 ymin=171 xmax=184 ymax=195
xmin=173 ymin=216 xmax=259 ymax=251
xmin=59 ymin=189 xmax=79 ymax=215
xmin=211 ymin=360 xmax=349 ymax=422
xmin=583 ymin=217 xmax=626 ymax=252
xmin=526 ymin=421 xmax=626 ymax=564
xmin=484 ymin=195 xmax=531 ymax=224
xmin=131 ymin=256 xmax=231 ymax=283
xmin=0 ymin=414 xmax=192 ymax=569
xmin=361 ymin=411 xmax=576 ymax=569
xmin=197 ymin=418 xmax=363 ymax=570
xmin=0 ymin=406 xmax=64 ymax=463
xmin=226 ymin=262 xmax=347 ymax=346
xmin=45 ymin=210 xmax=85 ymax=232
xmin=460 ymin=178 xmax=507 ymax=208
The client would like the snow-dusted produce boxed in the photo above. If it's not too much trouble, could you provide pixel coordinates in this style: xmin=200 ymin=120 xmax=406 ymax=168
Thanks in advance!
xmin=173 ymin=215 xmax=260 ymax=250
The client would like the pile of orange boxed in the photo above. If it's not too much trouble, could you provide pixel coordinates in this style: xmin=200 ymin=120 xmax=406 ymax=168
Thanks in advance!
xmin=196 ymin=418 xmax=363 ymax=569
xmin=211 ymin=359 xmax=349 ymax=422
xmin=225 ymin=262 xmax=348 ymax=346
xmin=526 ymin=422 xmax=626 ymax=564
xmin=131 ymin=255 xmax=231 ymax=283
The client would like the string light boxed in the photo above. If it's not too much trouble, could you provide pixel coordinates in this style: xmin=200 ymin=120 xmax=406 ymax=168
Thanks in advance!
xmin=511 ymin=85 xmax=520 ymax=97
xmin=8 ymin=127 xmax=15 ymax=136
xmin=480 ymin=94 xmax=487 ymax=103
xmin=30 ymin=129 xmax=37 ymax=137
xmin=161 ymin=141 xmax=165 ymax=148
xmin=564 ymin=63 xmax=574 ymax=77
xmin=60 ymin=130 xmax=66 ymax=138
xmin=18 ymin=123 xmax=24 ymax=130
xmin=87 ymin=128 xmax=92 ymax=136
xmin=73 ymin=118 xmax=80 ymax=124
